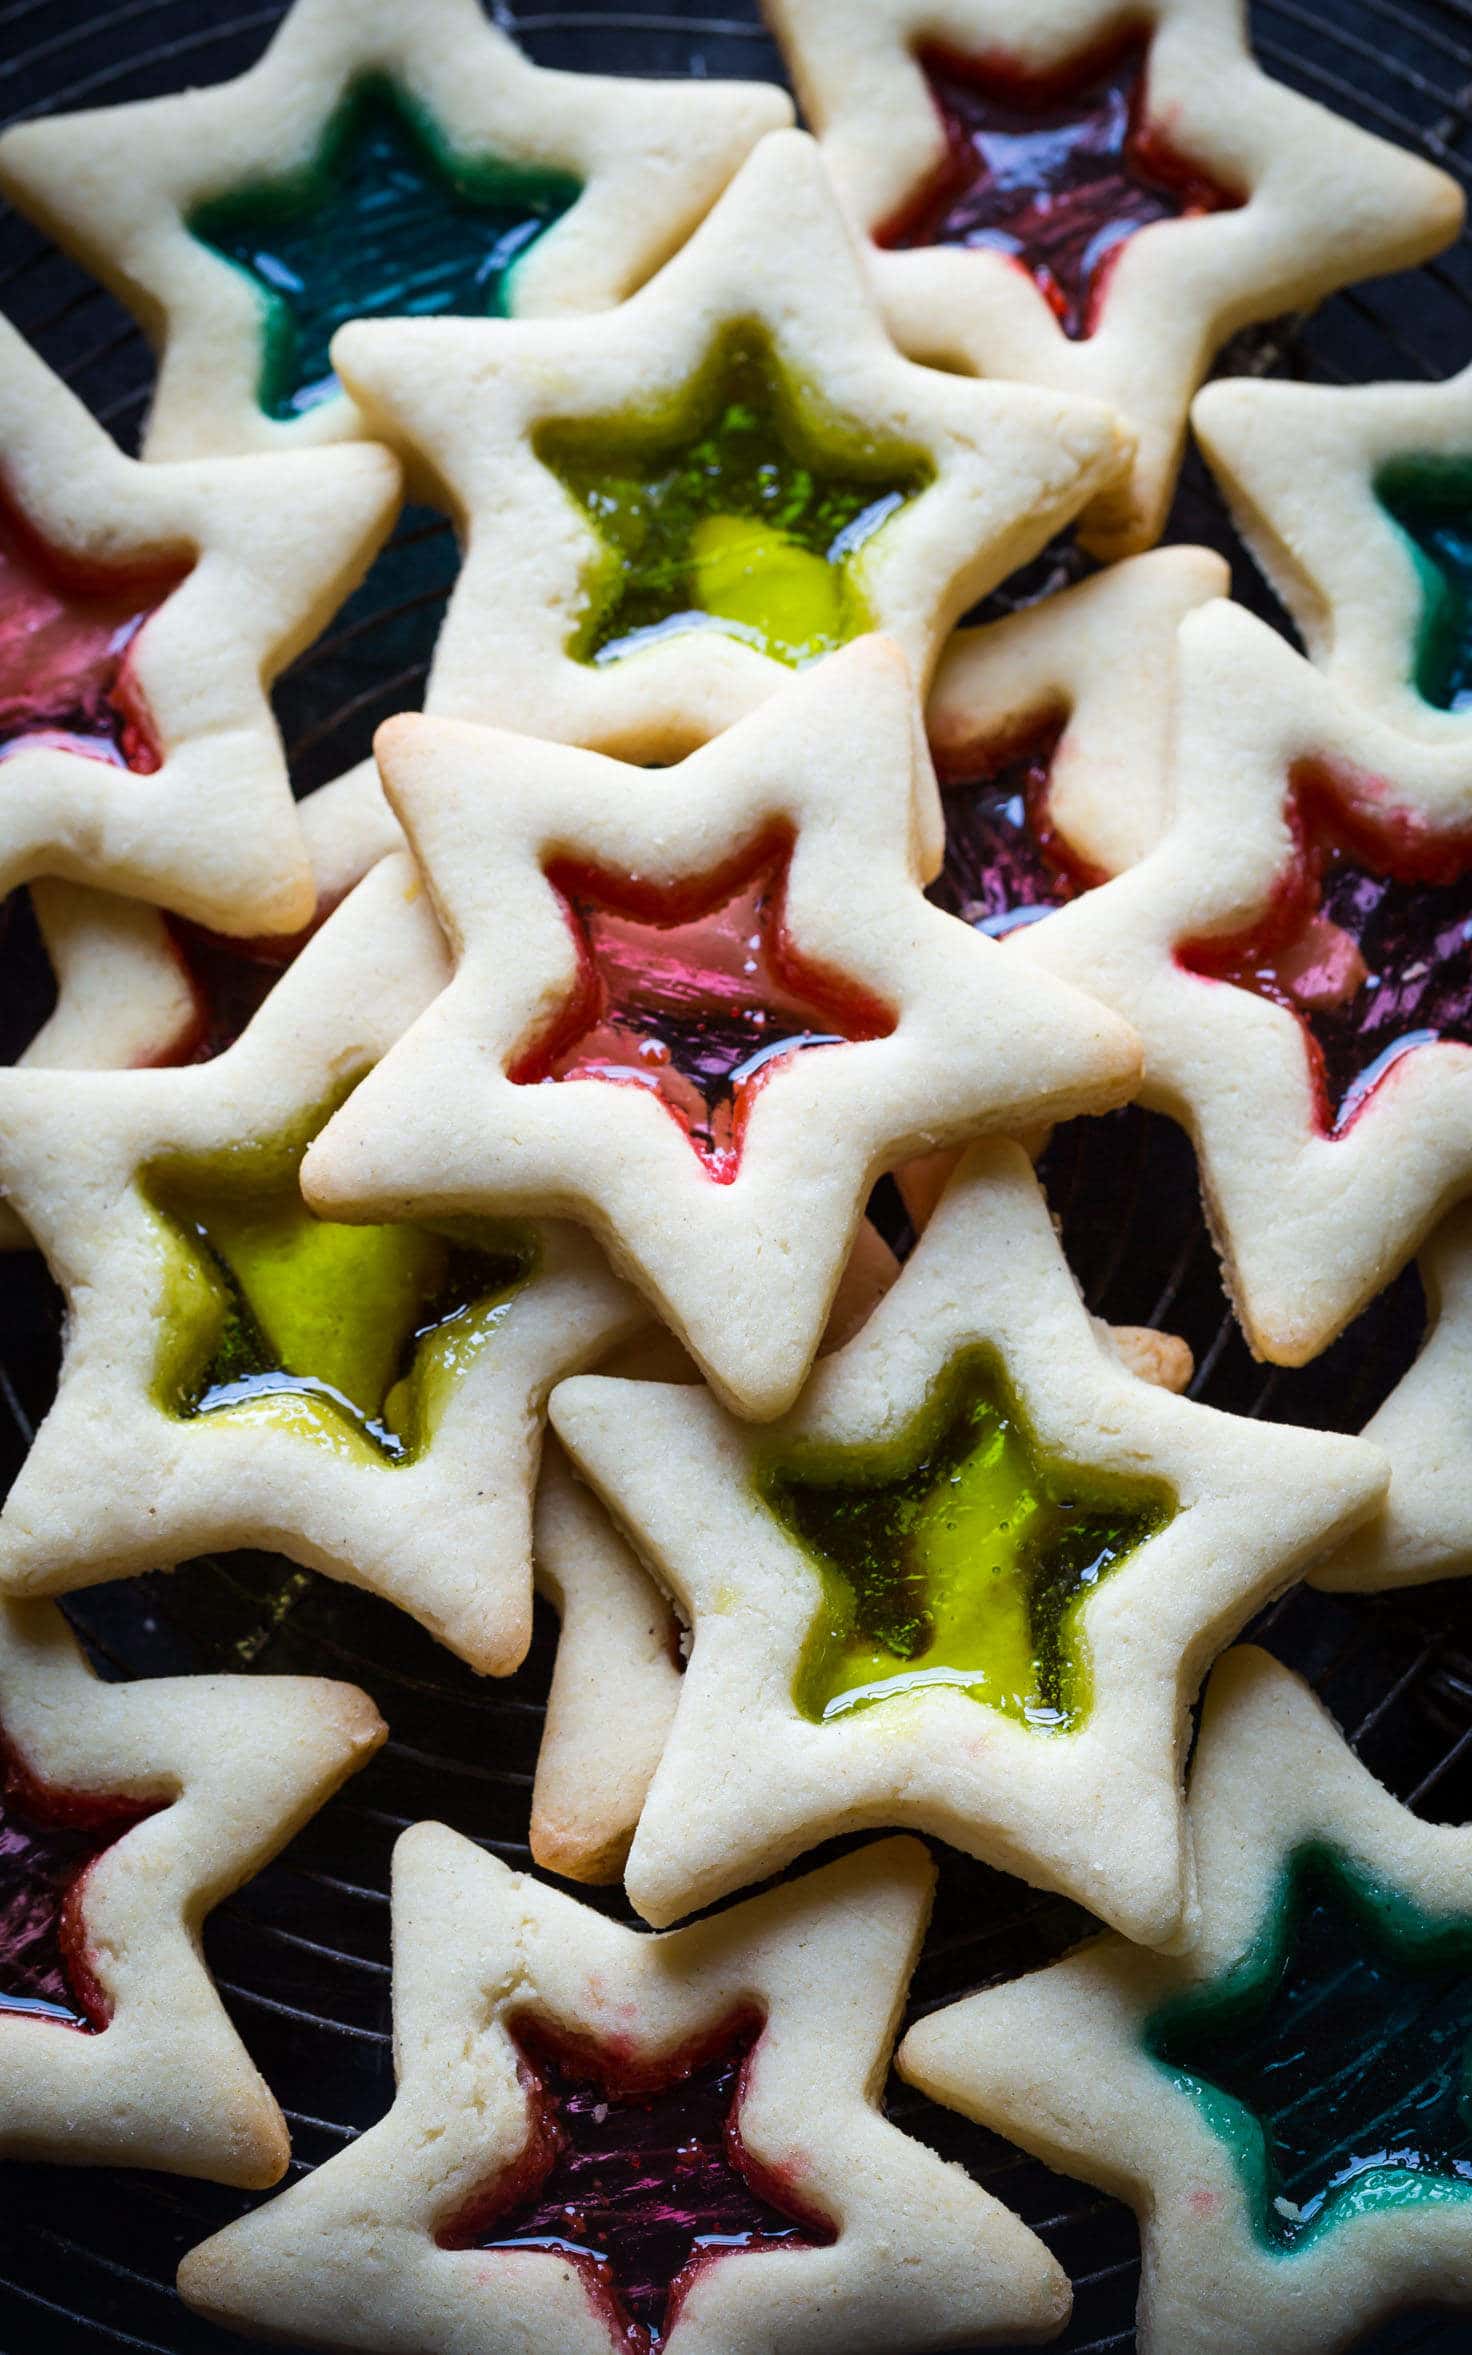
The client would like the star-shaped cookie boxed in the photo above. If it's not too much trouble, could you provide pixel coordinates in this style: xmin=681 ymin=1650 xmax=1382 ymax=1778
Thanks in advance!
xmin=177 ymin=1828 xmax=1070 ymax=2353
xmin=0 ymin=1596 xmax=383 ymax=2184
xmin=1195 ymin=361 xmax=1472 ymax=745
xmin=900 ymin=1644 xmax=1472 ymax=2355
xmin=1019 ymin=596 xmax=1472 ymax=1364
xmin=765 ymin=0 xmax=1462 ymax=555
xmin=300 ymin=638 xmax=1142 ymax=1419
xmin=548 ymin=1138 xmax=1385 ymax=1944
xmin=327 ymin=128 xmax=1131 ymax=782
xmin=0 ymin=853 xmax=645 ymax=1673
xmin=0 ymin=316 xmax=399 ymax=934
xmin=1314 ymin=1200 xmax=1472 ymax=1595
xmin=0 ymin=0 xmax=792 ymax=462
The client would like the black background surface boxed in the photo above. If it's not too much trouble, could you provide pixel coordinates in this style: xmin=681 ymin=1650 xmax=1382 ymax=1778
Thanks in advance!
xmin=4 ymin=2 xmax=1472 ymax=2349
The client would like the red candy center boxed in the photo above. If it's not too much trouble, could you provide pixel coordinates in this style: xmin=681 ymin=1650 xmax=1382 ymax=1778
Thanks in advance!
xmin=0 ymin=1733 xmax=161 ymax=2031
xmin=1180 ymin=764 xmax=1472 ymax=1133
xmin=511 ymin=834 xmax=894 ymax=1182
xmin=0 ymin=495 xmax=189 ymax=774
xmin=154 ymin=905 xmax=332 ymax=1067
xmin=881 ymin=35 xmax=1241 ymax=337
xmin=927 ymin=717 xmax=1102 ymax=935
xmin=439 ymin=2015 xmax=834 ymax=2352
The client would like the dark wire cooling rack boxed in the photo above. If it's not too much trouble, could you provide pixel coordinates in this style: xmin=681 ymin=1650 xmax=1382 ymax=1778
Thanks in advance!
xmin=4 ymin=2 xmax=1472 ymax=2349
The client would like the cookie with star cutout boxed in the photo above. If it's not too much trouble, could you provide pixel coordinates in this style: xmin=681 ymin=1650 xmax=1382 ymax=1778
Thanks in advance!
xmin=1195 ymin=361 xmax=1472 ymax=748
xmin=0 ymin=1597 xmax=383 ymax=2185
xmin=548 ymin=1139 xmax=1385 ymax=1945
xmin=328 ymin=128 xmax=1132 ymax=804
xmin=1018 ymin=596 xmax=1472 ymax=1365
xmin=0 ymin=0 xmax=792 ymax=464
xmin=177 ymin=1829 xmax=1071 ymax=2354
xmin=0 ymin=853 xmax=645 ymax=1674
xmin=0 ymin=315 xmax=399 ymax=934
xmin=298 ymin=638 xmax=1143 ymax=1421
xmin=900 ymin=1644 xmax=1472 ymax=2355
xmin=764 ymin=0 xmax=1462 ymax=557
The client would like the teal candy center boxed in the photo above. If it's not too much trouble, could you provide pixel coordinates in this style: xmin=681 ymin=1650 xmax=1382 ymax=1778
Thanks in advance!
xmin=1145 ymin=1844 xmax=1472 ymax=2252
xmin=1377 ymin=454 xmax=1472 ymax=713
xmin=189 ymin=77 xmax=581 ymax=420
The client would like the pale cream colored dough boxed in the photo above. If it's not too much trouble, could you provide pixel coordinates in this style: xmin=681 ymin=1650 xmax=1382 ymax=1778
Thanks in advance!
xmin=903 ymin=544 xmax=1229 ymax=1224
xmin=300 ymin=638 xmax=1142 ymax=1421
xmin=0 ymin=0 xmax=792 ymax=463
xmin=765 ymin=0 xmax=1462 ymax=556
xmin=548 ymin=1140 xmax=1385 ymax=1946
xmin=1195 ymin=362 xmax=1472 ymax=746
xmin=0 ymin=764 xmax=404 ymax=1251
xmin=328 ymin=128 xmax=1133 ymax=824
xmin=1019 ymin=598 xmax=1472 ymax=1364
xmin=0 ymin=317 xmax=399 ymax=931
xmin=178 ymin=1831 xmax=1071 ymax=2353
xmin=900 ymin=1645 xmax=1472 ymax=2355
xmin=0 ymin=1597 xmax=383 ymax=2184
xmin=1315 ymin=1199 xmax=1472 ymax=1593
xmin=0 ymin=855 xmax=645 ymax=1672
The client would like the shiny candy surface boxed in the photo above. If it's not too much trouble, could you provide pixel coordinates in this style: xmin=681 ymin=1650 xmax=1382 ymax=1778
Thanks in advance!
xmin=1378 ymin=454 xmax=1472 ymax=713
xmin=441 ymin=2016 xmax=832 ymax=2352
xmin=0 ymin=496 xmax=187 ymax=773
xmin=514 ymin=837 xmax=894 ymax=1182
xmin=189 ymin=78 xmax=579 ymax=420
xmin=146 ymin=1108 xmax=534 ymax=1461
xmin=882 ymin=37 xmax=1240 ymax=337
xmin=0 ymin=1737 xmax=159 ymax=2031
xmin=761 ymin=1346 xmax=1172 ymax=1727
xmin=927 ymin=718 xmax=1094 ymax=936
xmin=1181 ymin=770 xmax=1472 ymax=1133
xmin=538 ymin=333 xmax=931 ymax=666
xmin=1147 ymin=1846 xmax=1472 ymax=2251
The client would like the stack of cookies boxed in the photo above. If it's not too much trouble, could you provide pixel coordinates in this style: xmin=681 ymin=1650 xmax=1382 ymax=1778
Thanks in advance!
xmin=0 ymin=4 xmax=1470 ymax=2350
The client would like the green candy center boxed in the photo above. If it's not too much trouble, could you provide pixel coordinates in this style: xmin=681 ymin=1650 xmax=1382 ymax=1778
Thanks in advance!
xmin=759 ymin=1347 xmax=1172 ymax=1728
xmin=537 ymin=332 xmax=932 ymax=669
xmin=188 ymin=77 xmax=580 ymax=421
xmin=145 ymin=1105 xmax=533 ymax=1464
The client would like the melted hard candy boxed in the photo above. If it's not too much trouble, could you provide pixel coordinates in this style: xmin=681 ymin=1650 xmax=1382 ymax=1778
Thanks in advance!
xmin=160 ymin=910 xmax=324 ymax=1066
xmin=146 ymin=1108 xmax=534 ymax=1460
xmin=1378 ymin=454 xmax=1472 ymax=713
xmin=537 ymin=333 xmax=931 ymax=667
xmin=440 ymin=2015 xmax=833 ymax=2351
xmin=189 ymin=78 xmax=580 ymax=419
xmin=882 ymin=36 xmax=1240 ymax=337
xmin=927 ymin=718 xmax=1093 ymax=935
xmin=513 ymin=838 xmax=894 ymax=1182
xmin=1 ymin=1737 xmax=159 ymax=2030
xmin=1180 ymin=769 xmax=1472 ymax=1132
xmin=761 ymin=1346 xmax=1172 ymax=1728
xmin=1147 ymin=1846 xmax=1472 ymax=2250
xmin=0 ymin=497 xmax=186 ymax=772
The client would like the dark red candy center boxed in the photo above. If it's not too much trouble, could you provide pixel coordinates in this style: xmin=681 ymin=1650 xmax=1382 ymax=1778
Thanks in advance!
xmin=440 ymin=2016 xmax=834 ymax=2352
xmin=0 ymin=1735 xmax=161 ymax=2030
xmin=1180 ymin=765 xmax=1472 ymax=1133
xmin=881 ymin=36 xmax=1241 ymax=337
xmin=0 ymin=495 xmax=189 ymax=774
xmin=157 ymin=905 xmax=331 ymax=1066
xmin=511 ymin=834 xmax=894 ymax=1182
xmin=927 ymin=718 xmax=1100 ymax=936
